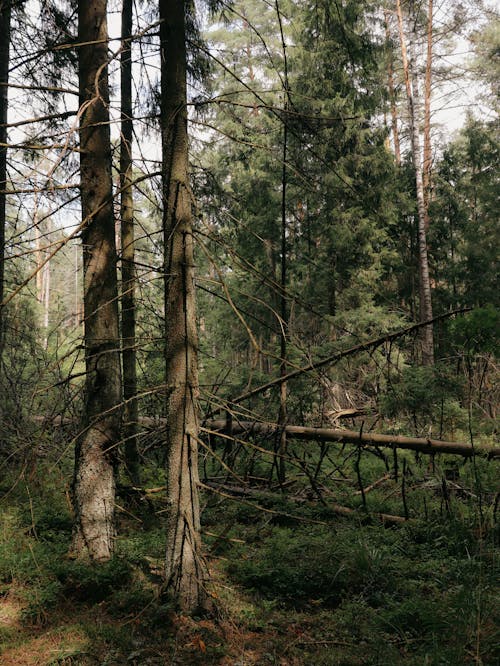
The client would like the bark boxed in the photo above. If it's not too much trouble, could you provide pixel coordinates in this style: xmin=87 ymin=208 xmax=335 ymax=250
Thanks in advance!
xmin=120 ymin=0 xmax=140 ymax=486
xmin=278 ymin=79 xmax=288 ymax=486
xmin=206 ymin=421 xmax=500 ymax=459
xmin=396 ymin=0 xmax=434 ymax=366
xmin=0 ymin=0 xmax=11 ymax=365
xmin=384 ymin=8 xmax=401 ymax=166
xmin=423 ymin=0 xmax=433 ymax=222
xmin=160 ymin=0 xmax=207 ymax=612
xmin=71 ymin=0 xmax=122 ymax=562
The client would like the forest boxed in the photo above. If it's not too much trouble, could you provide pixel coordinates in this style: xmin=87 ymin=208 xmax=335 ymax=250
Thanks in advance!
xmin=0 ymin=0 xmax=498 ymax=664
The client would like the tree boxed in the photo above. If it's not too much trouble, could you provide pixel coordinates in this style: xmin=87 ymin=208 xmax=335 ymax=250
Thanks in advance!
xmin=120 ymin=0 xmax=140 ymax=486
xmin=71 ymin=0 xmax=122 ymax=562
xmin=0 ymin=0 xmax=11 ymax=365
xmin=160 ymin=0 xmax=207 ymax=611
xmin=395 ymin=0 xmax=434 ymax=366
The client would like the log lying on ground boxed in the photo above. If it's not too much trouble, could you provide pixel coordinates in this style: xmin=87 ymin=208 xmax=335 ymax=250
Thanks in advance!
xmin=30 ymin=415 xmax=499 ymax=459
xmin=202 ymin=480 xmax=407 ymax=526
xmin=204 ymin=420 xmax=500 ymax=459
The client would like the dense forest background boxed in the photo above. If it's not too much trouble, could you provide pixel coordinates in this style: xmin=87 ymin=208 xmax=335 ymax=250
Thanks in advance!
xmin=0 ymin=0 xmax=498 ymax=664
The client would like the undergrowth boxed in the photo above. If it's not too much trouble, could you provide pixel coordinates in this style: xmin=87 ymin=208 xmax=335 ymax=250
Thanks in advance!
xmin=0 ymin=453 xmax=498 ymax=665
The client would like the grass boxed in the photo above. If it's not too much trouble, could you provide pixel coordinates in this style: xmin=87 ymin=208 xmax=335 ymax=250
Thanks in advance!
xmin=0 ymin=451 xmax=498 ymax=665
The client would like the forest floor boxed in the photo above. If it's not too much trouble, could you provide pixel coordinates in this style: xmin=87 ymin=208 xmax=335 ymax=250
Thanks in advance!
xmin=0 ymin=449 xmax=498 ymax=665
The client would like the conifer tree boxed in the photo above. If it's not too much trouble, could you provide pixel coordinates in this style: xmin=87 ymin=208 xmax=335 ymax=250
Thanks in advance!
xmin=160 ymin=0 xmax=208 ymax=611
xmin=120 ymin=0 xmax=140 ymax=486
xmin=71 ymin=0 xmax=122 ymax=562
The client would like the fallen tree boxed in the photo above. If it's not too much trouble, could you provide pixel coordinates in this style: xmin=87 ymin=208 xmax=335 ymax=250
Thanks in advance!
xmin=201 ymin=480 xmax=408 ymax=526
xmin=30 ymin=414 xmax=499 ymax=459
xmin=203 ymin=420 xmax=500 ymax=459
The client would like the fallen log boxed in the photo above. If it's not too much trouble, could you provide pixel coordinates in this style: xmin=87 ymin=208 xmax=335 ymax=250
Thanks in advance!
xmin=29 ymin=415 xmax=499 ymax=459
xmin=202 ymin=480 xmax=407 ymax=526
xmin=204 ymin=420 xmax=500 ymax=459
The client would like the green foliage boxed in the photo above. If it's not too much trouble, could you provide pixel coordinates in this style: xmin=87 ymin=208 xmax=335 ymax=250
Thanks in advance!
xmin=52 ymin=558 xmax=132 ymax=603
xmin=449 ymin=305 xmax=499 ymax=356
xmin=228 ymin=525 xmax=395 ymax=607
xmin=20 ymin=579 xmax=64 ymax=626
xmin=380 ymin=364 xmax=467 ymax=431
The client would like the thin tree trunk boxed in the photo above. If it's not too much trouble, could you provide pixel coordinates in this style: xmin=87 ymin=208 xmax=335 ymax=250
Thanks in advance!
xmin=71 ymin=0 xmax=122 ymax=562
xmin=42 ymin=217 xmax=51 ymax=344
xmin=160 ymin=0 xmax=207 ymax=612
xmin=423 ymin=0 xmax=433 ymax=224
xmin=395 ymin=0 xmax=434 ymax=366
xmin=277 ymin=117 xmax=287 ymax=484
xmin=384 ymin=8 xmax=401 ymax=166
xmin=276 ymin=0 xmax=288 ymax=485
xmin=120 ymin=0 xmax=140 ymax=486
xmin=0 ymin=0 xmax=11 ymax=365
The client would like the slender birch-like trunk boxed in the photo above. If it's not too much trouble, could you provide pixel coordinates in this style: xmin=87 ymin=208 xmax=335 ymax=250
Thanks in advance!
xmin=120 ymin=0 xmax=140 ymax=485
xmin=396 ymin=0 xmax=434 ymax=366
xmin=71 ymin=0 xmax=122 ymax=561
xmin=160 ymin=0 xmax=208 ymax=611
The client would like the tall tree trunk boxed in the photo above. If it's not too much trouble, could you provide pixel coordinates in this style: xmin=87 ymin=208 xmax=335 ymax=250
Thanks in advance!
xmin=0 ymin=0 xmax=11 ymax=366
xmin=384 ymin=8 xmax=401 ymax=166
xmin=71 ymin=0 xmax=122 ymax=561
xmin=423 ymin=0 xmax=433 ymax=224
xmin=276 ymin=0 xmax=288 ymax=486
xmin=396 ymin=0 xmax=434 ymax=366
xmin=160 ymin=0 xmax=208 ymax=611
xmin=120 ymin=0 xmax=140 ymax=486
xmin=277 ymin=116 xmax=287 ymax=485
xmin=41 ymin=217 xmax=51 ymax=346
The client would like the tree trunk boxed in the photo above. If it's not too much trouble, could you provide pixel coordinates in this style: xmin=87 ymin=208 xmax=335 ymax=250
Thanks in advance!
xmin=396 ymin=0 xmax=434 ymax=366
xmin=71 ymin=0 xmax=122 ymax=562
xmin=120 ymin=0 xmax=140 ymax=486
xmin=0 ymin=0 xmax=11 ymax=365
xmin=277 ymin=90 xmax=288 ymax=486
xmin=423 ymin=0 xmax=433 ymax=223
xmin=384 ymin=8 xmax=401 ymax=166
xmin=160 ymin=0 xmax=208 ymax=612
xmin=276 ymin=0 xmax=289 ymax=485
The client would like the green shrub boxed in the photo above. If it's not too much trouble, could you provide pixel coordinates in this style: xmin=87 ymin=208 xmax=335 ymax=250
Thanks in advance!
xmin=227 ymin=525 xmax=396 ymax=607
xmin=20 ymin=579 xmax=63 ymax=626
xmin=53 ymin=557 xmax=132 ymax=602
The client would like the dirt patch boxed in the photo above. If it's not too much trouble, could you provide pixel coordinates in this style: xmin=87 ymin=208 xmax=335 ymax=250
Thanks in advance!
xmin=0 ymin=626 xmax=88 ymax=666
xmin=0 ymin=594 xmax=23 ymax=627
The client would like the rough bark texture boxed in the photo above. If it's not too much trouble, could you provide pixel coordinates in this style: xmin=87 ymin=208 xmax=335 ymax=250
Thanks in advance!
xmin=396 ymin=0 xmax=434 ymax=366
xmin=160 ymin=0 xmax=207 ymax=612
xmin=120 ymin=0 xmax=140 ymax=485
xmin=0 ymin=0 xmax=11 ymax=365
xmin=71 ymin=0 xmax=122 ymax=562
